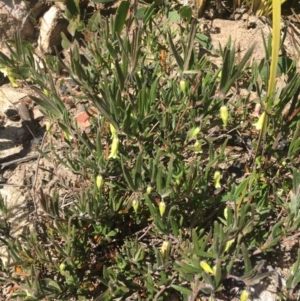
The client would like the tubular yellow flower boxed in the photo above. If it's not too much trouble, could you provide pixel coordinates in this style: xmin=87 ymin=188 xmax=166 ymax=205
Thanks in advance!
xmin=220 ymin=105 xmax=229 ymax=127
xmin=200 ymin=261 xmax=214 ymax=274
xmin=253 ymin=112 xmax=266 ymax=130
xmin=108 ymin=137 xmax=119 ymax=159
xmin=159 ymin=201 xmax=166 ymax=217
xmin=110 ymin=123 xmax=117 ymax=139
xmin=132 ymin=199 xmax=139 ymax=213
xmin=213 ymin=171 xmax=221 ymax=188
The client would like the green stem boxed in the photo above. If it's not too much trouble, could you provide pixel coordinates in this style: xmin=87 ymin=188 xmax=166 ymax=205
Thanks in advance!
xmin=254 ymin=0 xmax=281 ymax=159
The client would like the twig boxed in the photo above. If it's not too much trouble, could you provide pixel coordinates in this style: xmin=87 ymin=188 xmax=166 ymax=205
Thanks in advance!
xmin=1 ymin=154 xmax=39 ymax=168
xmin=153 ymin=274 xmax=176 ymax=301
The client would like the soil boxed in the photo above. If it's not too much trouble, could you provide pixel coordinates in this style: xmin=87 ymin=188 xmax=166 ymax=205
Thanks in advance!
xmin=0 ymin=1 xmax=300 ymax=300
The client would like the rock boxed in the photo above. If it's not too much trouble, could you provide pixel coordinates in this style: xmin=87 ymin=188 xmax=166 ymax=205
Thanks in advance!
xmin=0 ymin=0 xmax=48 ymax=43
xmin=0 ymin=87 xmax=28 ymax=160
xmin=38 ymin=4 xmax=69 ymax=54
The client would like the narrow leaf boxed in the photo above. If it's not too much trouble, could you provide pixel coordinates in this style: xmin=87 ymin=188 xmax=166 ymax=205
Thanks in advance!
xmin=114 ymin=1 xmax=130 ymax=35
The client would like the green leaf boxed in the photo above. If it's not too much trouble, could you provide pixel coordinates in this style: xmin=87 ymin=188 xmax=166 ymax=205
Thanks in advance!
xmin=214 ymin=259 xmax=222 ymax=287
xmin=195 ymin=33 xmax=213 ymax=50
xmin=114 ymin=59 xmax=125 ymax=90
xmin=61 ymin=32 xmax=71 ymax=50
xmin=67 ymin=18 xmax=78 ymax=36
xmin=121 ymin=156 xmax=137 ymax=191
xmin=166 ymin=155 xmax=175 ymax=189
xmin=167 ymin=10 xmax=181 ymax=23
xmin=89 ymin=94 xmax=118 ymax=130
xmin=171 ymin=284 xmax=193 ymax=295
xmin=88 ymin=11 xmax=101 ymax=31
xmin=65 ymin=0 xmax=80 ymax=19
xmin=241 ymin=243 xmax=251 ymax=275
xmin=183 ymin=19 xmax=196 ymax=71
xmin=143 ymin=2 xmax=156 ymax=25
xmin=134 ymin=150 xmax=143 ymax=189
xmin=114 ymin=1 xmax=130 ymax=35
xmin=168 ymin=31 xmax=184 ymax=71
xmin=179 ymin=6 xmax=193 ymax=22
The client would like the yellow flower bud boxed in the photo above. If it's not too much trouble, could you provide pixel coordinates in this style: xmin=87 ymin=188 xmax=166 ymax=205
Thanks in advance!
xmin=96 ymin=175 xmax=103 ymax=190
xmin=132 ymin=199 xmax=139 ymax=213
xmin=59 ymin=263 xmax=67 ymax=276
xmin=213 ymin=171 xmax=221 ymax=188
xmin=180 ymin=80 xmax=186 ymax=93
xmin=193 ymin=140 xmax=202 ymax=153
xmin=225 ymin=239 xmax=235 ymax=252
xmin=160 ymin=241 xmax=170 ymax=254
xmin=240 ymin=290 xmax=249 ymax=301
xmin=220 ymin=105 xmax=229 ymax=127
xmin=200 ymin=261 xmax=214 ymax=274
xmin=224 ymin=207 xmax=228 ymax=220
xmin=110 ymin=123 xmax=117 ymax=139
xmin=59 ymin=263 xmax=66 ymax=272
xmin=146 ymin=185 xmax=152 ymax=195
xmin=45 ymin=121 xmax=51 ymax=135
xmin=44 ymin=88 xmax=50 ymax=96
xmin=159 ymin=201 xmax=166 ymax=217
xmin=63 ymin=130 xmax=72 ymax=141
xmin=108 ymin=137 xmax=119 ymax=159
